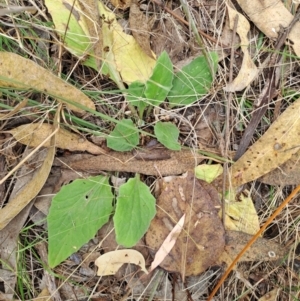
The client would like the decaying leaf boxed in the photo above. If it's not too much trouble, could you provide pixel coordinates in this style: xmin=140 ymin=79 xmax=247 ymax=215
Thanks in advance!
xmin=225 ymin=98 xmax=300 ymax=187
xmin=237 ymin=0 xmax=300 ymax=57
xmin=259 ymin=149 xmax=300 ymax=185
xmin=149 ymin=214 xmax=185 ymax=272
xmin=0 ymin=52 xmax=95 ymax=114
xmin=111 ymin=0 xmax=131 ymax=10
xmin=258 ymin=288 xmax=281 ymax=301
xmin=224 ymin=4 xmax=258 ymax=92
xmin=8 ymin=123 xmax=107 ymax=155
xmin=195 ymin=164 xmax=223 ymax=183
xmin=95 ymin=249 xmax=148 ymax=276
xmin=222 ymin=190 xmax=260 ymax=235
xmin=145 ymin=171 xmax=225 ymax=277
xmin=0 ymin=127 xmax=56 ymax=230
xmin=216 ymin=231 xmax=289 ymax=267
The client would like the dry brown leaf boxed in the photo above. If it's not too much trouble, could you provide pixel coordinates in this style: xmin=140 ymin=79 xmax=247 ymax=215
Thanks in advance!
xmin=0 ymin=127 xmax=56 ymax=230
xmin=259 ymin=148 xmax=300 ymax=185
xmin=58 ymin=149 xmax=204 ymax=176
xmin=145 ymin=171 xmax=225 ymax=277
xmin=129 ymin=0 xmax=155 ymax=59
xmin=0 ymin=52 xmax=95 ymax=114
xmin=227 ymin=98 xmax=300 ymax=187
xmin=95 ymin=249 xmax=148 ymax=276
xmin=149 ymin=214 xmax=185 ymax=272
xmin=9 ymin=123 xmax=106 ymax=155
xmin=237 ymin=0 xmax=300 ymax=56
xmin=224 ymin=4 xmax=258 ymax=92
xmin=216 ymin=231 xmax=289 ymax=268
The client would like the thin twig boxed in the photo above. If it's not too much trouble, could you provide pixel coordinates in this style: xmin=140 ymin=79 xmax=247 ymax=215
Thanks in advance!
xmin=207 ymin=182 xmax=300 ymax=300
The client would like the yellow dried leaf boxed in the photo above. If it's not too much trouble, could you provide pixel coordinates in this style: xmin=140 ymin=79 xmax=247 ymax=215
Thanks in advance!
xmin=98 ymin=1 xmax=155 ymax=84
xmin=195 ymin=164 xmax=223 ymax=183
xmin=224 ymin=4 xmax=258 ymax=92
xmin=9 ymin=123 xmax=106 ymax=155
xmin=237 ymin=0 xmax=300 ymax=57
xmin=222 ymin=189 xmax=260 ymax=235
xmin=230 ymin=98 xmax=300 ymax=187
xmin=95 ymin=249 xmax=148 ymax=276
xmin=0 ymin=52 xmax=95 ymax=114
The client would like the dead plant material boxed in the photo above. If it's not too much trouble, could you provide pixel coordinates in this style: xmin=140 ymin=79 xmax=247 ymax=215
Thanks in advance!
xmin=56 ymin=149 xmax=204 ymax=176
xmin=234 ymin=9 xmax=300 ymax=161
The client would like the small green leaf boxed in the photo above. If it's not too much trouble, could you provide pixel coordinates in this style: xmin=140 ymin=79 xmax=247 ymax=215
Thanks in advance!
xmin=168 ymin=53 xmax=218 ymax=107
xmin=145 ymin=51 xmax=173 ymax=106
xmin=114 ymin=175 xmax=156 ymax=247
xmin=48 ymin=176 xmax=113 ymax=268
xmin=154 ymin=121 xmax=181 ymax=150
xmin=107 ymin=119 xmax=139 ymax=151
xmin=127 ymin=81 xmax=148 ymax=114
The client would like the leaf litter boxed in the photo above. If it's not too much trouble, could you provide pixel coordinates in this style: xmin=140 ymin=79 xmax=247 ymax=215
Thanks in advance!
xmin=0 ymin=1 xmax=298 ymax=300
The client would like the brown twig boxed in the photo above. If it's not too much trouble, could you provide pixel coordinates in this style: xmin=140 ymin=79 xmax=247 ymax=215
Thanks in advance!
xmin=234 ymin=9 xmax=300 ymax=161
xmin=207 ymin=182 xmax=300 ymax=300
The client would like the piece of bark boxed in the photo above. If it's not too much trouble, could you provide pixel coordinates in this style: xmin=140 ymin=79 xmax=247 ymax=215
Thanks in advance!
xmin=56 ymin=149 xmax=204 ymax=176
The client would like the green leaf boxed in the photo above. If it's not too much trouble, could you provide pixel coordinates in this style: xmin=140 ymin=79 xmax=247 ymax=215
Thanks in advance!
xmin=144 ymin=51 xmax=173 ymax=106
xmin=114 ymin=175 xmax=156 ymax=247
xmin=168 ymin=52 xmax=218 ymax=107
xmin=107 ymin=119 xmax=139 ymax=151
xmin=48 ymin=176 xmax=113 ymax=268
xmin=154 ymin=121 xmax=181 ymax=151
xmin=127 ymin=81 xmax=148 ymax=114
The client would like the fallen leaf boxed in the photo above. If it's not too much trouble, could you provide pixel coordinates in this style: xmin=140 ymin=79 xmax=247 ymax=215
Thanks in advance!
xmin=224 ymin=4 xmax=258 ymax=92
xmin=237 ymin=0 xmax=300 ymax=57
xmin=0 ymin=52 xmax=95 ymax=114
xmin=0 ymin=130 xmax=55 ymax=230
xmin=59 ymin=149 xmax=204 ymax=176
xmin=129 ymin=0 xmax=154 ymax=58
xmin=222 ymin=189 xmax=260 ymax=235
xmin=9 ymin=123 xmax=106 ymax=155
xmin=145 ymin=171 xmax=225 ymax=277
xmin=258 ymin=149 xmax=300 ymax=185
xmin=216 ymin=231 xmax=289 ymax=267
xmin=226 ymin=98 xmax=300 ymax=187
xmin=195 ymin=164 xmax=223 ymax=183
xmin=111 ymin=0 xmax=131 ymax=9
xmin=95 ymin=249 xmax=148 ymax=276
xmin=149 ymin=214 xmax=185 ymax=272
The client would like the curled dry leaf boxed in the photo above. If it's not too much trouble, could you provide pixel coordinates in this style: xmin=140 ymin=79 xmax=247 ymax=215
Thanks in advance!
xmin=95 ymin=249 xmax=148 ymax=276
xmin=237 ymin=0 xmax=300 ymax=57
xmin=145 ymin=171 xmax=225 ymax=277
xmin=9 ymin=123 xmax=107 ymax=155
xmin=221 ymin=98 xmax=300 ymax=188
xmin=224 ymin=4 xmax=258 ymax=92
xmin=0 ymin=52 xmax=95 ymax=114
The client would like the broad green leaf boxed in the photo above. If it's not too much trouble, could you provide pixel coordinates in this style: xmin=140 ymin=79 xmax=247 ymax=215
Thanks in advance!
xmin=107 ymin=119 xmax=139 ymax=151
xmin=48 ymin=176 xmax=113 ymax=268
xmin=114 ymin=175 xmax=156 ymax=247
xmin=154 ymin=121 xmax=181 ymax=151
xmin=144 ymin=51 xmax=173 ymax=106
xmin=168 ymin=53 xmax=218 ymax=107
xmin=127 ymin=81 xmax=148 ymax=114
